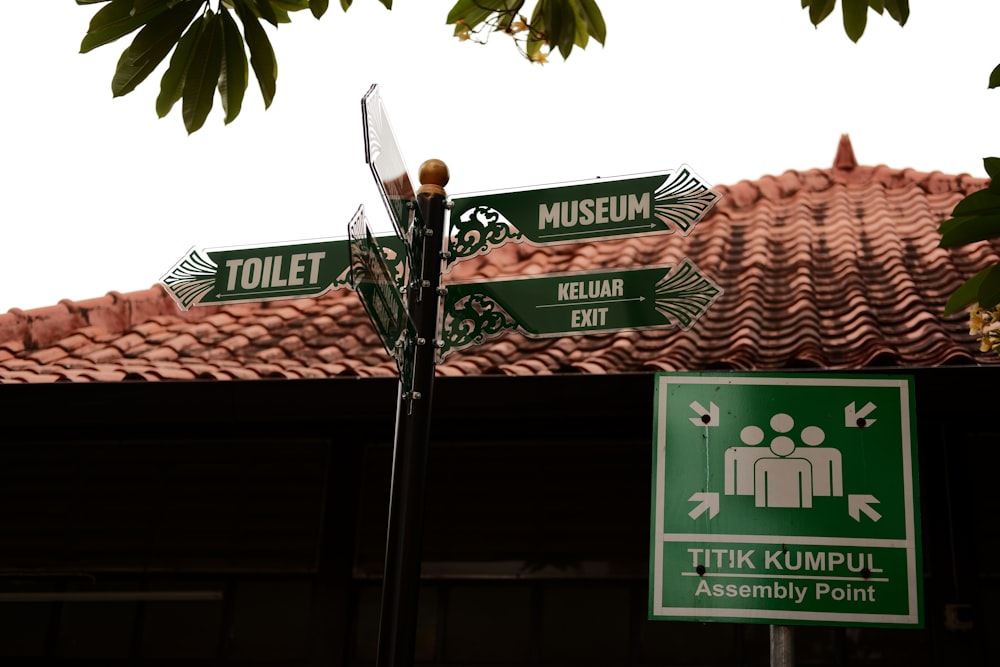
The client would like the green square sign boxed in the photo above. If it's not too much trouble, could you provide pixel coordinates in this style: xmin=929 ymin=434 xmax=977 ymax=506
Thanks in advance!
xmin=650 ymin=373 xmax=922 ymax=627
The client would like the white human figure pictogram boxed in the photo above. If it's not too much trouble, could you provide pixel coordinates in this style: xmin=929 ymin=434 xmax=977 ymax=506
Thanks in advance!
xmin=725 ymin=425 xmax=767 ymax=496
xmin=797 ymin=426 xmax=843 ymax=497
xmin=751 ymin=414 xmax=811 ymax=508
xmin=724 ymin=413 xmax=845 ymax=509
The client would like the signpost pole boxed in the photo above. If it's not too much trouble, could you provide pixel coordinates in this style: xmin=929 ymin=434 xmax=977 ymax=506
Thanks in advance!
xmin=770 ymin=625 xmax=795 ymax=667
xmin=376 ymin=160 xmax=449 ymax=667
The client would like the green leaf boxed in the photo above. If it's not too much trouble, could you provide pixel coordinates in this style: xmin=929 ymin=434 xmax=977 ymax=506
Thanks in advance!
xmin=984 ymin=158 xmax=1000 ymax=195
xmin=541 ymin=0 xmax=576 ymax=59
xmin=81 ymin=0 xmax=171 ymax=53
xmin=77 ymin=0 xmax=113 ymax=4
xmin=573 ymin=8 xmax=589 ymax=48
xmin=111 ymin=1 xmax=204 ymax=97
xmin=235 ymin=0 xmax=278 ymax=108
xmin=951 ymin=188 xmax=1000 ymax=217
xmin=985 ymin=157 xmax=1000 ymax=180
xmin=574 ymin=0 xmax=606 ymax=45
xmin=340 ymin=0 xmax=352 ymax=10
xmin=310 ymin=0 xmax=329 ymax=18
xmin=379 ymin=0 xmax=392 ymax=8
xmin=219 ymin=8 xmax=248 ymax=124
xmin=254 ymin=0 xmax=280 ymax=26
xmin=884 ymin=0 xmax=909 ymax=26
xmin=808 ymin=0 xmax=836 ymax=26
xmin=182 ymin=10 xmax=224 ymax=133
xmin=938 ymin=213 xmax=1000 ymax=248
xmin=990 ymin=63 xmax=1000 ymax=89
xmin=842 ymin=0 xmax=868 ymax=42
xmin=271 ymin=0 xmax=310 ymax=11
xmin=937 ymin=216 xmax=968 ymax=239
xmin=156 ymin=12 xmax=205 ymax=118
xmin=446 ymin=0 xmax=517 ymax=29
xmin=943 ymin=265 xmax=993 ymax=316
xmin=869 ymin=0 xmax=884 ymax=14
xmin=937 ymin=214 xmax=973 ymax=237
xmin=979 ymin=264 xmax=1000 ymax=310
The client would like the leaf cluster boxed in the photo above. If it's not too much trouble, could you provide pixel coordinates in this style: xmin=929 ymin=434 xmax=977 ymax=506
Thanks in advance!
xmin=938 ymin=158 xmax=1000 ymax=315
xmin=935 ymin=60 xmax=1000 ymax=318
xmin=78 ymin=0 xmax=334 ymax=133
xmin=78 ymin=1 xmax=915 ymax=134
xmin=801 ymin=0 xmax=908 ymax=42
xmin=445 ymin=0 xmax=606 ymax=62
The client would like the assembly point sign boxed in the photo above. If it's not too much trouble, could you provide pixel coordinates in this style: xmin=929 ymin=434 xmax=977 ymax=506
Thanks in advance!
xmin=649 ymin=373 xmax=923 ymax=628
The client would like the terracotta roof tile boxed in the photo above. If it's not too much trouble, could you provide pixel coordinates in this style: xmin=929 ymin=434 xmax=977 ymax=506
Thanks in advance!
xmin=26 ymin=346 xmax=68 ymax=365
xmin=138 ymin=347 xmax=179 ymax=362
xmin=218 ymin=335 xmax=251 ymax=353
xmin=1 ymin=138 xmax=997 ymax=382
xmin=255 ymin=346 xmax=289 ymax=362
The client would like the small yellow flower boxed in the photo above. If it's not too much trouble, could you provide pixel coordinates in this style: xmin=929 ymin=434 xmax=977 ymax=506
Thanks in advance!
xmin=530 ymin=50 xmax=549 ymax=64
xmin=510 ymin=20 xmax=528 ymax=34
xmin=457 ymin=29 xmax=472 ymax=42
xmin=970 ymin=307 xmax=986 ymax=335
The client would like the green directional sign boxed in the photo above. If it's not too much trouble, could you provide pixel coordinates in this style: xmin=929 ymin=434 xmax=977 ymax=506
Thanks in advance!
xmin=447 ymin=166 xmax=720 ymax=264
xmin=650 ymin=373 xmax=922 ymax=628
xmin=440 ymin=260 xmax=721 ymax=356
xmin=349 ymin=207 xmax=415 ymax=374
xmin=160 ymin=235 xmax=405 ymax=311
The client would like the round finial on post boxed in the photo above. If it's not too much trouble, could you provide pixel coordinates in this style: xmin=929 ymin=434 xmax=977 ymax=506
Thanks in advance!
xmin=417 ymin=159 xmax=449 ymax=197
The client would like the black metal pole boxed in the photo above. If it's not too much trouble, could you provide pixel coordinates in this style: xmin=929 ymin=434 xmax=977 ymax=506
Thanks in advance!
xmin=376 ymin=160 xmax=449 ymax=667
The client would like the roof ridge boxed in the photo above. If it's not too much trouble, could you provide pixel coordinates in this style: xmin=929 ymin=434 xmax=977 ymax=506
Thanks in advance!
xmin=0 ymin=285 xmax=214 ymax=351
xmin=716 ymin=163 xmax=989 ymax=211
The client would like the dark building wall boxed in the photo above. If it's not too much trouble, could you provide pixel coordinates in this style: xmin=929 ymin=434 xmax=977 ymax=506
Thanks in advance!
xmin=0 ymin=369 xmax=995 ymax=665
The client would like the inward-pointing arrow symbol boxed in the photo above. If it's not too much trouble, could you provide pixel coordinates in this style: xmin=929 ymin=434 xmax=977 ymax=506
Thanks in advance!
xmin=848 ymin=494 xmax=881 ymax=522
xmin=845 ymin=401 xmax=877 ymax=428
xmin=689 ymin=401 xmax=719 ymax=426
xmin=688 ymin=492 xmax=720 ymax=520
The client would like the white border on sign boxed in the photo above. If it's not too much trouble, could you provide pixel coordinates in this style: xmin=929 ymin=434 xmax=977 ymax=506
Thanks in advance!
xmin=651 ymin=375 xmax=919 ymax=625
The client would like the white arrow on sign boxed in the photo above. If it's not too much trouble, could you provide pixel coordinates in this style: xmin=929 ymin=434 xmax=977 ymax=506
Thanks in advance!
xmin=848 ymin=494 xmax=882 ymax=522
xmin=688 ymin=492 xmax=720 ymax=520
xmin=689 ymin=401 xmax=720 ymax=426
xmin=845 ymin=401 xmax=877 ymax=428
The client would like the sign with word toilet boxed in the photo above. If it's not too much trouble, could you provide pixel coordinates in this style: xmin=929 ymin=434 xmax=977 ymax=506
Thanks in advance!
xmin=160 ymin=235 xmax=407 ymax=311
xmin=649 ymin=373 xmax=923 ymax=627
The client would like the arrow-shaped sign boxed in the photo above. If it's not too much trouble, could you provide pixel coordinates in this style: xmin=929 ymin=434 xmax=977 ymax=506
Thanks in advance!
xmin=688 ymin=492 xmax=720 ymax=520
xmin=689 ymin=401 xmax=720 ymax=426
xmin=160 ymin=235 xmax=405 ymax=311
xmin=447 ymin=166 xmax=721 ymax=264
xmin=848 ymin=494 xmax=882 ymax=522
xmin=440 ymin=259 xmax=722 ymax=356
xmin=845 ymin=401 xmax=878 ymax=428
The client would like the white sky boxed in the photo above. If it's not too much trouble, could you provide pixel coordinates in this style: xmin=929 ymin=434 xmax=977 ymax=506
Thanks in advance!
xmin=2 ymin=1 xmax=999 ymax=312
